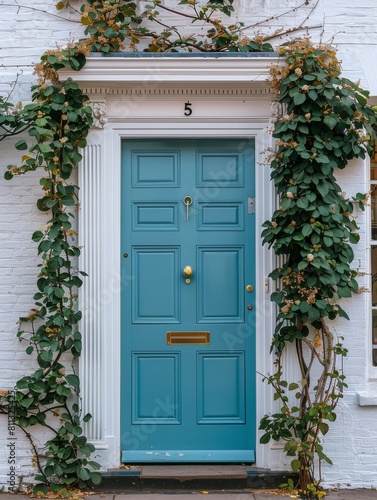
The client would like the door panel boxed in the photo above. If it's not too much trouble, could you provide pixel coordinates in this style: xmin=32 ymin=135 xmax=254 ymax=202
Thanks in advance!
xmin=132 ymin=152 xmax=180 ymax=187
xmin=132 ymin=247 xmax=180 ymax=323
xmin=198 ymin=202 xmax=244 ymax=230
xmin=121 ymin=139 xmax=255 ymax=463
xmin=132 ymin=352 xmax=181 ymax=424
xmin=132 ymin=202 xmax=180 ymax=231
xmin=197 ymin=247 xmax=243 ymax=322
xmin=196 ymin=151 xmax=244 ymax=186
xmin=197 ymin=352 xmax=245 ymax=424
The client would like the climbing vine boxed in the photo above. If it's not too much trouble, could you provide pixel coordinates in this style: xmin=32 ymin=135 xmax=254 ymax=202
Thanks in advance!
xmin=259 ymin=39 xmax=376 ymax=498
xmin=56 ymin=0 xmax=318 ymax=54
xmin=0 ymin=58 xmax=101 ymax=494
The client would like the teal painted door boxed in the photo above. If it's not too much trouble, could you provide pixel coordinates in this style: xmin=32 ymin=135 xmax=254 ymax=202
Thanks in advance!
xmin=121 ymin=139 xmax=255 ymax=462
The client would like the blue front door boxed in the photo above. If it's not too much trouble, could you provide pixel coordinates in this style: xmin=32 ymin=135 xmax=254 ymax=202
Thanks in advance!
xmin=121 ymin=139 xmax=256 ymax=462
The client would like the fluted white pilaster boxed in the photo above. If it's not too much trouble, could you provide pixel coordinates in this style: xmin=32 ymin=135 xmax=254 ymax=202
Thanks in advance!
xmin=78 ymin=138 xmax=105 ymax=445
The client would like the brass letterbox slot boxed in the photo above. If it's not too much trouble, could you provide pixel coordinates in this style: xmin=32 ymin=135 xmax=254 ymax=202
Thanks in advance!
xmin=167 ymin=331 xmax=210 ymax=345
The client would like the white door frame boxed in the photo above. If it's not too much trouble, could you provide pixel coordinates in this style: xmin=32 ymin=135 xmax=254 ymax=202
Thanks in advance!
xmin=63 ymin=55 xmax=289 ymax=471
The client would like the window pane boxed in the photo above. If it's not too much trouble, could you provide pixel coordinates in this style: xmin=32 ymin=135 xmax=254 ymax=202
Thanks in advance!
xmin=371 ymin=164 xmax=377 ymax=180
xmin=373 ymin=311 xmax=377 ymax=367
xmin=372 ymin=186 xmax=377 ymax=240
xmin=371 ymin=156 xmax=377 ymax=366
xmin=372 ymin=247 xmax=377 ymax=306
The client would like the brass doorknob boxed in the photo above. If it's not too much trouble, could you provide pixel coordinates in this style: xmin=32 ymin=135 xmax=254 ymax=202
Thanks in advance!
xmin=183 ymin=266 xmax=193 ymax=277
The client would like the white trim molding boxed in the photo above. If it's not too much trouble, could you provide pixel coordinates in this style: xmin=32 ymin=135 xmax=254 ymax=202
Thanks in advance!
xmin=62 ymin=54 xmax=281 ymax=84
xmin=63 ymin=55 xmax=288 ymax=471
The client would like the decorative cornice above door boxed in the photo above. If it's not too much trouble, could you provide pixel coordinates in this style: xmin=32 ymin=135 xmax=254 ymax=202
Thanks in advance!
xmin=60 ymin=54 xmax=281 ymax=124
xmin=60 ymin=53 xmax=281 ymax=88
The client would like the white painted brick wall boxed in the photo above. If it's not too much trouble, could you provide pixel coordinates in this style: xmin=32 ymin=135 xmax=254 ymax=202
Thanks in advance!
xmin=0 ymin=136 xmax=48 ymax=488
xmin=1 ymin=0 xmax=377 ymax=490
xmin=0 ymin=135 xmax=78 ymax=488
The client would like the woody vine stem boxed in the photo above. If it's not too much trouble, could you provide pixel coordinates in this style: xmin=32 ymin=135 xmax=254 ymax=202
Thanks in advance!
xmin=0 ymin=1 xmax=376 ymax=497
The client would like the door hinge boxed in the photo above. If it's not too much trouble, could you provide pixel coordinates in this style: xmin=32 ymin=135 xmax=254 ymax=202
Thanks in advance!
xmin=265 ymin=278 xmax=269 ymax=293
xmin=248 ymin=197 xmax=255 ymax=214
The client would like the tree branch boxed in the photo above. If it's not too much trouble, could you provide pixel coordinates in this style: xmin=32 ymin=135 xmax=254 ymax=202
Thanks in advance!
xmin=0 ymin=2 xmax=80 ymax=23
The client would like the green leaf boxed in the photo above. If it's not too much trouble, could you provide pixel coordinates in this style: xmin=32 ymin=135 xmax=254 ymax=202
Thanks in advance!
xmin=324 ymin=114 xmax=338 ymax=130
xmin=271 ymin=291 xmax=284 ymax=304
xmin=260 ymin=433 xmax=271 ymax=444
xmin=317 ymin=181 xmax=329 ymax=197
xmin=299 ymin=301 xmax=310 ymax=313
xmin=79 ymin=445 xmax=94 ymax=455
xmin=293 ymin=93 xmax=306 ymax=106
xmin=308 ymin=89 xmax=318 ymax=100
xmin=45 ymin=198 xmax=58 ymax=208
xmin=349 ymin=232 xmax=360 ymax=244
xmin=16 ymin=377 xmax=30 ymax=389
xmin=297 ymin=197 xmax=309 ymax=209
xmin=37 ymin=143 xmax=52 ymax=153
xmin=54 ymin=287 xmax=65 ymax=299
xmin=280 ymin=197 xmax=293 ymax=210
xmin=338 ymin=286 xmax=352 ymax=298
xmin=90 ymin=472 xmax=102 ymax=485
xmin=324 ymin=236 xmax=333 ymax=247
xmin=319 ymin=422 xmax=330 ymax=435
xmin=32 ymin=231 xmax=44 ymax=242
xmin=66 ymin=374 xmax=80 ymax=389
xmin=316 ymin=300 xmax=328 ymax=309
xmin=4 ymin=171 xmax=13 ymax=180
xmin=54 ymin=463 xmax=64 ymax=476
xmin=33 ymin=484 xmax=48 ymax=495
xmin=19 ymin=417 xmax=30 ymax=428
xmin=54 ymin=315 xmax=65 ymax=326
xmin=78 ymin=467 xmax=91 ymax=481
xmin=298 ymin=260 xmax=308 ymax=271
xmin=51 ymin=92 xmax=66 ymax=104
xmin=337 ymin=305 xmax=350 ymax=319
xmin=67 ymin=111 xmax=78 ymax=122
xmin=88 ymin=461 xmax=101 ymax=470
xmin=72 ymin=425 xmax=82 ymax=436
xmin=30 ymin=381 xmax=46 ymax=393
xmin=37 ymin=198 xmax=51 ymax=211
xmin=302 ymin=224 xmax=313 ymax=237
xmin=37 ymin=351 xmax=52 ymax=368
xmin=316 ymin=155 xmax=330 ymax=164
xmin=74 ymin=436 xmax=88 ymax=447
xmin=61 ymin=196 xmax=75 ymax=206
xmin=15 ymin=139 xmax=28 ymax=150
xmin=19 ymin=397 xmax=34 ymax=408
xmin=291 ymin=459 xmax=301 ymax=472
xmin=308 ymin=306 xmax=320 ymax=322
xmin=62 ymin=477 xmax=78 ymax=485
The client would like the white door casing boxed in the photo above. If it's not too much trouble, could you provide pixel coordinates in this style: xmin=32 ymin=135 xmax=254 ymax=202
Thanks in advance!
xmin=61 ymin=55 xmax=291 ymax=471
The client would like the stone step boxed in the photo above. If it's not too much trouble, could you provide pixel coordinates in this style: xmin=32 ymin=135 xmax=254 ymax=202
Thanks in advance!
xmin=95 ymin=466 xmax=296 ymax=493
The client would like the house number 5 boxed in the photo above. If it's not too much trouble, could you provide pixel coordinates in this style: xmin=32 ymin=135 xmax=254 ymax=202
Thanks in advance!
xmin=184 ymin=101 xmax=193 ymax=116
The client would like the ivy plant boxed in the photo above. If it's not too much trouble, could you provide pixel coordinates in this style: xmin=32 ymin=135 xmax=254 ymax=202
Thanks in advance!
xmin=0 ymin=58 xmax=101 ymax=494
xmin=259 ymin=39 xmax=376 ymax=498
